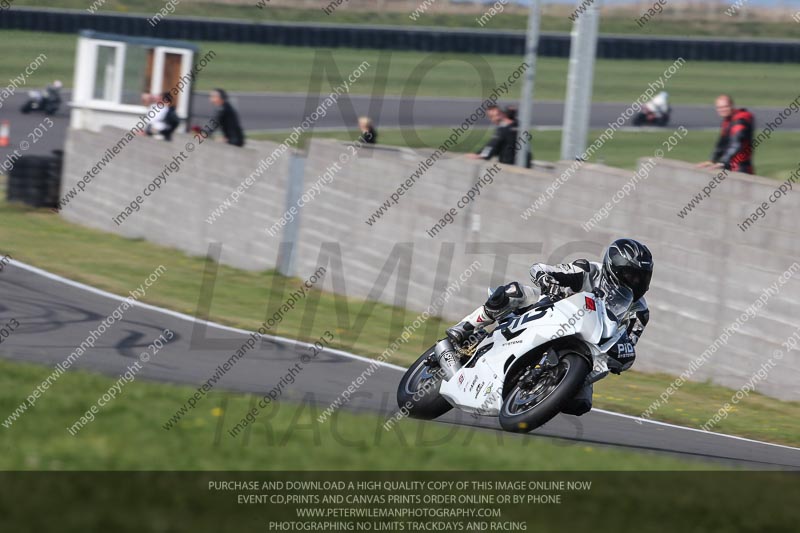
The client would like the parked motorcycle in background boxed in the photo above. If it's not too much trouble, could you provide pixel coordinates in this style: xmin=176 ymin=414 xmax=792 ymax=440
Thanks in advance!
xmin=632 ymin=91 xmax=671 ymax=127
xmin=21 ymin=80 xmax=62 ymax=115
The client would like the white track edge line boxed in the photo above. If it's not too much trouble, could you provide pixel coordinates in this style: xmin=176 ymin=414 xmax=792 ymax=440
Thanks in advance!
xmin=9 ymin=260 xmax=407 ymax=372
xmin=10 ymin=259 xmax=800 ymax=453
xmin=592 ymin=409 xmax=800 ymax=452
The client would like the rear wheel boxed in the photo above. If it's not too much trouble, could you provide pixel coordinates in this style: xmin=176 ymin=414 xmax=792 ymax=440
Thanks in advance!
xmin=396 ymin=346 xmax=453 ymax=420
xmin=499 ymin=353 xmax=590 ymax=433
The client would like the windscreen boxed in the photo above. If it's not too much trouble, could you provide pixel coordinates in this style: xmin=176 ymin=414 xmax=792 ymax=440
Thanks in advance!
xmin=603 ymin=282 xmax=634 ymax=322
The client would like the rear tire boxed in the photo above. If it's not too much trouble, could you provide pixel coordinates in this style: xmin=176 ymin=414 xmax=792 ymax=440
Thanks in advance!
xmin=396 ymin=346 xmax=453 ymax=420
xmin=499 ymin=353 xmax=590 ymax=433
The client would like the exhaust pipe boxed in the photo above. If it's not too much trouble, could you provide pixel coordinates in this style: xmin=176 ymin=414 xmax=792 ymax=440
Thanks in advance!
xmin=434 ymin=339 xmax=462 ymax=380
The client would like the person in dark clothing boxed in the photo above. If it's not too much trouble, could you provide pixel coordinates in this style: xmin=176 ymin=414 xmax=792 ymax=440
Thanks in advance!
xmin=358 ymin=116 xmax=377 ymax=145
xmin=162 ymin=93 xmax=180 ymax=141
xmin=144 ymin=92 xmax=180 ymax=141
xmin=209 ymin=88 xmax=245 ymax=147
xmin=504 ymin=104 xmax=532 ymax=168
xmin=467 ymin=105 xmax=530 ymax=167
xmin=699 ymin=95 xmax=755 ymax=174
xmin=504 ymin=104 xmax=518 ymax=124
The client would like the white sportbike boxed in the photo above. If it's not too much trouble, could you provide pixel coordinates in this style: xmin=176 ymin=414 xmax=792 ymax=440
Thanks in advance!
xmin=396 ymin=285 xmax=635 ymax=432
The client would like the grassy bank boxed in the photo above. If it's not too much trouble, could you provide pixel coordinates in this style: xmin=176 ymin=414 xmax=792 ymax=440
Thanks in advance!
xmin=1 ymin=30 xmax=799 ymax=106
xmin=8 ymin=0 xmax=800 ymax=39
xmin=0 ymin=359 xmax=709 ymax=470
xmin=0 ymin=198 xmax=799 ymax=448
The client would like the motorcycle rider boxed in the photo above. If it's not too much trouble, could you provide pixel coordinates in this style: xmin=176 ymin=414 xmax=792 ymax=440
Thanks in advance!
xmin=45 ymin=80 xmax=62 ymax=108
xmin=633 ymin=91 xmax=670 ymax=127
xmin=21 ymin=80 xmax=62 ymax=115
xmin=445 ymin=238 xmax=653 ymax=416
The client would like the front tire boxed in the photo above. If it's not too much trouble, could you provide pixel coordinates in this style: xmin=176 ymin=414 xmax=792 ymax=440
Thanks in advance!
xmin=499 ymin=353 xmax=590 ymax=433
xmin=396 ymin=346 xmax=452 ymax=420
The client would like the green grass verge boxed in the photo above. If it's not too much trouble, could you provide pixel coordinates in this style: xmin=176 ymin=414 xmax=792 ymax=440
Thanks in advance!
xmin=252 ymin=128 xmax=800 ymax=181
xmin=2 ymin=29 xmax=799 ymax=106
xmin=9 ymin=0 xmax=800 ymax=39
xmin=0 ymin=359 xmax=711 ymax=470
xmin=0 ymin=198 xmax=799 ymax=449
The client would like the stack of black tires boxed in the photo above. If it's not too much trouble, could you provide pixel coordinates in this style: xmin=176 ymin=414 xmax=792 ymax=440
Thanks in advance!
xmin=6 ymin=151 xmax=62 ymax=208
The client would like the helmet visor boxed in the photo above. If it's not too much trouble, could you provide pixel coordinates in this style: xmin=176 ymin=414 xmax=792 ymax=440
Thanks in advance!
xmin=616 ymin=266 xmax=652 ymax=300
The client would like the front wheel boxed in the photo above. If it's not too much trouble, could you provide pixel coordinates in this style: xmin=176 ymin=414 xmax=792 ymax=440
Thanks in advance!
xmin=499 ymin=353 xmax=590 ymax=433
xmin=396 ymin=346 xmax=452 ymax=420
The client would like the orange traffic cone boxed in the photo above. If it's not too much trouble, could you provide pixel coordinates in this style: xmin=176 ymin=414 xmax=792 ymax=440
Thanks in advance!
xmin=0 ymin=121 xmax=9 ymax=147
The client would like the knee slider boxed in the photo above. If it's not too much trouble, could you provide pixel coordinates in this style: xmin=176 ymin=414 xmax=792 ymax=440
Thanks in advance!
xmin=485 ymin=282 xmax=525 ymax=319
xmin=485 ymin=286 xmax=510 ymax=313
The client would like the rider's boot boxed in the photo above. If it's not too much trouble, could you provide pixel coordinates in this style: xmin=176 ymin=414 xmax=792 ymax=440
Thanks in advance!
xmin=446 ymin=282 xmax=531 ymax=348
xmin=446 ymin=306 xmax=493 ymax=348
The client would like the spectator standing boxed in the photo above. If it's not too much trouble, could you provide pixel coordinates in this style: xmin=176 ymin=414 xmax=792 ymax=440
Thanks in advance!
xmin=504 ymin=105 xmax=519 ymax=124
xmin=358 ymin=116 xmax=377 ymax=144
xmin=467 ymin=105 xmax=530 ymax=167
xmin=145 ymin=92 xmax=180 ymax=141
xmin=209 ymin=88 xmax=245 ymax=147
xmin=698 ymin=94 xmax=755 ymax=174
xmin=503 ymin=104 xmax=532 ymax=167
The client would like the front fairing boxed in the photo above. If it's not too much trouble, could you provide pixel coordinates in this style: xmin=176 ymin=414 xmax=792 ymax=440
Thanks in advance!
xmin=439 ymin=292 xmax=605 ymax=415
xmin=478 ymin=292 xmax=604 ymax=375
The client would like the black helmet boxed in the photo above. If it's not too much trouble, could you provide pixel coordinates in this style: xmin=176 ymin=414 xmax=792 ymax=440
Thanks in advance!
xmin=602 ymin=239 xmax=653 ymax=301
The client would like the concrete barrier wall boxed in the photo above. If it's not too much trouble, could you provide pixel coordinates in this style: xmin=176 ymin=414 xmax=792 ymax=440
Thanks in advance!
xmin=61 ymin=130 xmax=800 ymax=400
xmin=295 ymin=141 xmax=800 ymax=400
xmin=61 ymin=127 xmax=291 ymax=270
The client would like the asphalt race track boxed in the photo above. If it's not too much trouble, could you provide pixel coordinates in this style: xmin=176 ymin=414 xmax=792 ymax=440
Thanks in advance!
xmin=2 ymin=260 xmax=800 ymax=469
xmin=2 ymin=91 xmax=799 ymax=159
xmin=209 ymin=93 xmax=800 ymax=136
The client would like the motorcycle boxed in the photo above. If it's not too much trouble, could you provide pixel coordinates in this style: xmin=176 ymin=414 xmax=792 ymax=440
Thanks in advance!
xmin=396 ymin=284 xmax=635 ymax=433
xmin=632 ymin=91 xmax=670 ymax=127
xmin=21 ymin=85 xmax=61 ymax=115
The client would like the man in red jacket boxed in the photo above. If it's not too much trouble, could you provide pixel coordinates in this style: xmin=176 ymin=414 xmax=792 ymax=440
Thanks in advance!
xmin=698 ymin=94 xmax=755 ymax=174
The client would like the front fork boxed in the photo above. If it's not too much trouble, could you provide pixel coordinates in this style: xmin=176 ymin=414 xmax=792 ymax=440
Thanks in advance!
xmin=517 ymin=349 xmax=560 ymax=391
xmin=518 ymin=349 xmax=607 ymax=391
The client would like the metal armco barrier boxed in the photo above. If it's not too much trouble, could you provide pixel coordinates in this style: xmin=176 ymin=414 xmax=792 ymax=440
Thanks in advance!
xmin=1 ymin=8 xmax=799 ymax=63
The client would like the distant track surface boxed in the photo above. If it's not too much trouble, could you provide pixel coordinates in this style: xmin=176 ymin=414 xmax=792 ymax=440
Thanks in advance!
xmin=2 ymin=91 xmax=799 ymax=159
